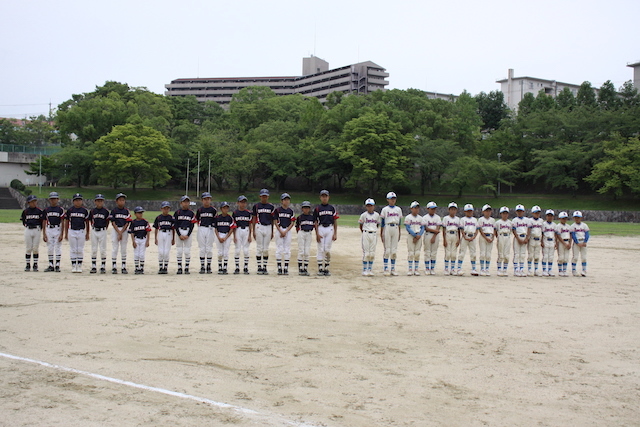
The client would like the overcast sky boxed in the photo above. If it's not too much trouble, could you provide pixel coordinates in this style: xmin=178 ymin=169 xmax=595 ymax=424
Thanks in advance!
xmin=1 ymin=0 xmax=639 ymax=118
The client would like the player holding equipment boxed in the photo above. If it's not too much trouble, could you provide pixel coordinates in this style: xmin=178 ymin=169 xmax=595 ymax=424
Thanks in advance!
xmin=527 ymin=205 xmax=544 ymax=276
xmin=43 ymin=192 xmax=64 ymax=272
xmin=196 ymin=192 xmax=217 ymax=274
xmin=314 ymin=190 xmax=339 ymax=276
xmin=570 ymin=211 xmax=590 ymax=277
xmin=495 ymin=207 xmax=512 ymax=276
xmin=442 ymin=202 xmax=461 ymax=275
xmin=65 ymin=193 xmax=90 ymax=273
xmin=275 ymin=193 xmax=295 ymax=275
xmin=380 ymin=192 xmax=402 ymax=275
xmin=129 ymin=207 xmax=151 ymax=274
xmin=295 ymin=201 xmax=314 ymax=276
xmin=88 ymin=194 xmax=109 ymax=274
xmin=541 ymin=210 xmax=557 ymax=276
xmin=405 ymin=201 xmax=424 ymax=276
xmin=512 ymin=205 xmax=531 ymax=277
xmin=422 ymin=201 xmax=441 ymax=275
xmin=457 ymin=204 xmax=479 ymax=276
xmin=555 ymin=212 xmax=572 ymax=277
xmin=477 ymin=204 xmax=496 ymax=276
xmin=174 ymin=195 xmax=197 ymax=274
xmin=154 ymin=201 xmax=175 ymax=274
xmin=21 ymin=195 xmax=44 ymax=272
xmin=214 ymin=202 xmax=236 ymax=274
xmin=359 ymin=198 xmax=380 ymax=276
xmin=109 ymin=193 xmax=131 ymax=274
xmin=232 ymin=196 xmax=252 ymax=274
xmin=252 ymin=189 xmax=275 ymax=275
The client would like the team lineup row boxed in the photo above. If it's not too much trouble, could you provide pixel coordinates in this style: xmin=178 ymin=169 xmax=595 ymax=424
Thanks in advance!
xmin=20 ymin=189 xmax=338 ymax=276
xmin=361 ymin=192 xmax=589 ymax=278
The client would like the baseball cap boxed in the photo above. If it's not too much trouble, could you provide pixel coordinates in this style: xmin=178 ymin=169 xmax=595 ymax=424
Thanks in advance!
xmin=133 ymin=206 xmax=145 ymax=213
xmin=115 ymin=192 xmax=127 ymax=200
xmin=365 ymin=198 xmax=375 ymax=206
xmin=94 ymin=194 xmax=105 ymax=200
xmin=531 ymin=205 xmax=542 ymax=213
xmin=201 ymin=192 xmax=212 ymax=199
xmin=320 ymin=189 xmax=329 ymax=196
xmin=426 ymin=201 xmax=437 ymax=209
xmin=386 ymin=191 xmax=397 ymax=199
xmin=558 ymin=211 xmax=569 ymax=219
xmin=48 ymin=192 xmax=59 ymax=199
xmin=301 ymin=200 xmax=312 ymax=208
xmin=26 ymin=195 xmax=37 ymax=202
xmin=160 ymin=201 xmax=171 ymax=208
xmin=545 ymin=209 xmax=555 ymax=216
xmin=464 ymin=203 xmax=474 ymax=211
xmin=448 ymin=202 xmax=458 ymax=209
xmin=410 ymin=201 xmax=420 ymax=208
xmin=499 ymin=206 xmax=509 ymax=214
xmin=237 ymin=195 xmax=248 ymax=202
xmin=180 ymin=195 xmax=190 ymax=202
xmin=515 ymin=204 xmax=525 ymax=211
xmin=72 ymin=193 xmax=83 ymax=200
xmin=281 ymin=193 xmax=291 ymax=200
xmin=482 ymin=204 xmax=492 ymax=211
xmin=259 ymin=188 xmax=270 ymax=196
xmin=573 ymin=211 xmax=583 ymax=218
xmin=220 ymin=201 xmax=230 ymax=208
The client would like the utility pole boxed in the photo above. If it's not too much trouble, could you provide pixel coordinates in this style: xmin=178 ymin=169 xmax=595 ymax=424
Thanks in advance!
xmin=497 ymin=153 xmax=502 ymax=196
xmin=196 ymin=151 xmax=200 ymax=197
xmin=185 ymin=158 xmax=190 ymax=196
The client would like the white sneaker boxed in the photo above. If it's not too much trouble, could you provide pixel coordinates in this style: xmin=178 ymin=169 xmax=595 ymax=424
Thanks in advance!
xmin=76 ymin=265 xmax=82 ymax=273
xmin=430 ymin=269 xmax=436 ymax=275
xmin=384 ymin=269 xmax=390 ymax=276
xmin=485 ymin=270 xmax=491 ymax=276
xmin=362 ymin=271 xmax=369 ymax=276
xmin=390 ymin=269 xmax=398 ymax=276
xmin=528 ymin=269 xmax=534 ymax=277
xmin=548 ymin=271 xmax=555 ymax=277
xmin=368 ymin=270 xmax=375 ymax=276
xmin=407 ymin=270 xmax=413 ymax=276
xmin=414 ymin=270 xmax=420 ymax=276
xmin=534 ymin=270 xmax=541 ymax=276
xmin=456 ymin=269 xmax=463 ymax=276
xmin=581 ymin=270 xmax=587 ymax=277
xmin=471 ymin=269 xmax=479 ymax=276
xmin=444 ymin=268 xmax=449 ymax=275
xmin=542 ymin=271 xmax=549 ymax=277
xmin=573 ymin=270 xmax=580 ymax=277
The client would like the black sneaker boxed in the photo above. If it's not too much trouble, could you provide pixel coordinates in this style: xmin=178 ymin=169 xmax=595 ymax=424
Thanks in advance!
xmin=303 ymin=269 xmax=309 ymax=276
xmin=184 ymin=268 xmax=190 ymax=275
xmin=45 ymin=266 xmax=55 ymax=272
xmin=55 ymin=266 xmax=61 ymax=272
xmin=199 ymin=267 xmax=206 ymax=274
xmin=90 ymin=267 xmax=97 ymax=274
xmin=222 ymin=269 xmax=228 ymax=275
xmin=32 ymin=265 xmax=38 ymax=272
xmin=278 ymin=268 xmax=283 ymax=275
xmin=206 ymin=266 xmax=212 ymax=274
xmin=317 ymin=270 xmax=324 ymax=276
xmin=263 ymin=269 xmax=269 ymax=275
xmin=100 ymin=267 xmax=106 ymax=274
xmin=158 ymin=269 xmax=163 ymax=274
xmin=283 ymin=269 xmax=289 ymax=275
xmin=177 ymin=268 xmax=183 ymax=275
xmin=121 ymin=268 xmax=128 ymax=275
xmin=112 ymin=268 xmax=118 ymax=274
xmin=24 ymin=265 xmax=30 ymax=272
xmin=217 ymin=269 xmax=223 ymax=275
xmin=324 ymin=270 xmax=331 ymax=276
xmin=243 ymin=268 xmax=250 ymax=275
xmin=298 ymin=270 xmax=304 ymax=276
xmin=140 ymin=269 xmax=144 ymax=275
xmin=134 ymin=269 xmax=140 ymax=275
xmin=234 ymin=268 xmax=240 ymax=275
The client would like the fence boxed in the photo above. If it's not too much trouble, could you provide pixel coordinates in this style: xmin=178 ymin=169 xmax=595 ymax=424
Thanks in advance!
xmin=0 ymin=143 xmax=61 ymax=156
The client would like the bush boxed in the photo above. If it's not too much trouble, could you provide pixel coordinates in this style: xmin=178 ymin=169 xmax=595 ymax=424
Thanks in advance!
xmin=10 ymin=179 xmax=25 ymax=191
xmin=23 ymin=188 xmax=32 ymax=196
xmin=57 ymin=177 xmax=74 ymax=186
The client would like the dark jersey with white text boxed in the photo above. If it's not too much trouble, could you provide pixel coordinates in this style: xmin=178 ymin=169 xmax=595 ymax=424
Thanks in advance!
xmin=89 ymin=207 xmax=110 ymax=229
xmin=213 ymin=214 xmax=236 ymax=234
xmin=153 ymin=214 xmax=175 ymax=231
xmin=196 ymin=206 xmax=217 ymax=227
xmin=66 ymin=206 xmax=90 ymax=230
xmin=232 ymin=209 xmax=252 ymax=229
xmin=313 ymin=204 xmax=339 ymax=226
xmin=274 ymin=207 xmax=295 ymax=228
xmin=109 ymin=207 xmax=132 ymax=228
xmin=21 ymin=207 xmax=44 ymax=228
xmin=174 ymin=209 xmax=196 ymax=236
xmin=295 ymin=213 xmax=315 ymax=232
xmin=43 ymin=205 xmax=65 ymax=226
xmin=252 ymin=202 xmax=275 ymax=225
xmin=129 ymin=218 xmax=151 ymax=239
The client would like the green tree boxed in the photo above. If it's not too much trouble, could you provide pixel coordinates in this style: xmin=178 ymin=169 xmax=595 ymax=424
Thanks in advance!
xmin=576 ymin=81 xmax=597 ymax=108
xmin=444 ymin=155 xmax=520 ymax=197
xmin=597 ymin=80 xmax=620 ymax=110
xmin=475 ymin=90 xmax=508 ymax=131
xmin=586 ymin=135 xmax=640 ymax=197
xmin=556 ymin=87 xmax=576 ymax=110
xmin=517 ymin=92 xmax=536 ymax=116
xmin=532 ymin=89 xmax=556 ymax=112
xmin=619 ymin=80 xmax=640 ymax=108
xmin=413 ymin=138 xmax=463 ymax=195
xmin=452 ymin=91 xmax=482 ymax=153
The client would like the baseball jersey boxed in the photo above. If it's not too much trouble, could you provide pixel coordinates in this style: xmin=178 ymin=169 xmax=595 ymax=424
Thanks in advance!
xmin=274 ymin=207 xmax=295 ymax=228
xmin=233 ymin=209 xmax=252 ymax=229
xmin=404 ymin=214 xmax=423 ymax=236
xmin=512 ymin=216 xmax=531 ymax=237
xmin=129 ymin=218 xmax=151 ymax=238
xmin=442 ymin=215 xmax=460 ymax=235
xmin=542 ymin=221 xmax=557 ymax=241
xmin=196 ymin=206 xmax=217 ymax=227
xmin=314 ymin=204 xmax=339 ymax=226
xmin=89 ymin=207 xmax=110 ymax=229
xmin=422 ymin=214 xmax=441 ymax=233
xmin=296 ymin=213 xmax=315 ymax=232
xmin=174 ymin=209 xmax=196 ymax=236
xmin=459 ymin=216 xmax=478 ymax=238
xmin=478 ymin=216 xmax=496 ymax=236
xmin=380 ymin=205 xmax=402 ymax=226
xmin=252 ymin=202 xmax=275 ymax=226
xmin=213 ymin=214 xmax=236 ymax=234
xmin=21 ymin=207 xmax=44 ymax=228
xmin=556 ymin=222 xmax=572 ymax=241
xmin=66 ymin=206 xmax=90 ymax=230
xmin=153 ymin=214 xmax=175 ymax=231
xmin=43 ymin=205 xmax=65 ymax=226
xmin=359 ymin=211 xmax=381 ymax=232
xmin=570 ymin=222 xmax=590 ymax=243
xmin=495 ymin=219 xmax=513 ymax=238
xmin=109 ymin=207 xmax=132 ymax=228
xmin=529 ymin=217 xmax=544 ymax=238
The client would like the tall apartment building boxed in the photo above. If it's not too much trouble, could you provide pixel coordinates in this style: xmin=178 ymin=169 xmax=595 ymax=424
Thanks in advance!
xmin=165 ymin=56 xmax=389 ymax=106
xmin=628 ymin=60 xmax=640 ymax=89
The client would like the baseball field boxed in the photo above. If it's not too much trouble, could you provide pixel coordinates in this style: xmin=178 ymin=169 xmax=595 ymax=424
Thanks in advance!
xmin=1 ymin=222 xmax=639 ymax=426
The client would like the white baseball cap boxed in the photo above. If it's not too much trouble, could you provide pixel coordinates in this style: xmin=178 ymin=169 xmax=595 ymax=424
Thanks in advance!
xmin=482 ymin=204 xmax=492 ymax=211
xmin=365 ymin=198 xmax=375 ymax=205
xmin=573 ymin=211 xmax=583 ymax=218
xmin=386 ymin=191 xmax=397 ymax=199
xmin=464 ymin=203 xmax=474 ymax=211
xmin=499 ymin=206 xmax=509 ymax=213
xmin=545 ymin=209 xmax=555 ymax=216
xmin=515 ymin=204 xmax=525 ymax=211
xmin=531 ymin=205 xmax=541 ymax=213
xmin=410 ymin=201 xmax=420 ymax=208
xmin=448 ymin=202 xmax=458 ymax=209
xmin=558 ymin=211 xmax=569 ymax=219
xmin=426 ymin=201 xmax=437 ymax=209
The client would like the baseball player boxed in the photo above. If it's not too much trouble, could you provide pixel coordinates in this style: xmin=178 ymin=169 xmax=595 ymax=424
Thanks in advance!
xmin=380 ymin=192 xmax=402 ymax=275
xmin=511 ymin=204 xmax=531 ymax=277
xmin=42 ymin=192 xmax=64 ymax=272
xmin=88 ymin=194 xmax=109 ymax=274
xmin=494 ymin=206 xmax=512 ymax=276
xmin=541 ymin=209 xmax=557 ymax=276
xmin=109 ymin=193 xmax=131 ymax=274
xmin=129 ymin=206 xmax=151 ymax=274
xmin=441 ymin=202 xmax=461 ymax=275
xmin=274 ymin=193 xmax=295 ymax=275
xmin=252 ymin=189 xmax=275 ymax=275
xmin=232 ymin=195 xmax=252 ymax=274
xmin=405 ymin=201 xmax=424 ymax=276
xmin=174 ymin=195 xmax=197 ymax=274
xmin=527 ymin=205 xmax=544 ymax=276
xmin=65 ymin=193 xmax=90 ymax=273
xmin=422 ymin=201 xmax=441 ymax=275
xmin=555 ymin=212 xmax=572 ymax=277
xmin=295 ymin=201 xmax=315 ymax=276
xmin=153 ymin=201 xmax=175 ymax=274
xmin=214 ymin=201 xmax=236 ymax=274
xmin=477 ymin=204 xmax=496 ymax=276
xmin=314 ymin=190 xmax=339 ymax=276
xmin=570 ymin=211 xmax=590 ymax=277
xmin=196 ymin=192 xmax=217 ymax=274
xmin=21 ymin=195 xmax=44 ymax=272
xmin=358 ymin=198 xmax=380 ymax=276
xmin=457 ymin=204 xmax=479 ymax=276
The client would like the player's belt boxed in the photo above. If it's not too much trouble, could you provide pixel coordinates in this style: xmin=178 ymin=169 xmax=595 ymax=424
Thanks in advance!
xmin=563 ymin=239 xmax=569 ymax=241
xmin=448 ymin=231 xmax=456 ymax=234
xmin=320 ymin=224 xmax=332 ymax=227
xmin=364 ymin=230 xmax=376 ymax=233
xmin=27 ymin=225 xmax=40 ymax=229
xmin=546 ymin=238 xmax=554 ymax=241
xmin=533 ymin=237 xmax=540 ymax=240
xmin=48 ymin=224 xmax=60 ymax=228
xmin=501 ymin=233 xmax=509 ymax=236
xmin=258 ymin=222 xmax=271 ymax=226
xmin=93 ymin=227 xmax=105 ymax=231
xmin=237 ymin=226 xmax=248 ymax=229
xmin=71 ymin=227 xmax=85 ymax=230
xmin=160 ymin=229 xmax=171 ymax=232
xmin=200 ymin=225 xmax=213 ymax=228
xmin=519 ymin=234 xmax=526 ymax=238
xmin=485 ymin=233 xmax=492 ymax=237
xmin=301 ymin=229 xmax=312 ymax=232
xmin=467 ymin=233 xmax=474 ymax=237
xmin=387 ymin=224 xmax=398 ymax=227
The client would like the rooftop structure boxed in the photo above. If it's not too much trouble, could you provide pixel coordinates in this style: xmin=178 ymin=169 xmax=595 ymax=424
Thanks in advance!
xmin=627 ymin=60 xmax=640 ymax=89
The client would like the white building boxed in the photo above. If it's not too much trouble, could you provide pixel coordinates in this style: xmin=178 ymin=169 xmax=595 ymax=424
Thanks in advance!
xmin=627 ymin=60 xmax=640 ymax=89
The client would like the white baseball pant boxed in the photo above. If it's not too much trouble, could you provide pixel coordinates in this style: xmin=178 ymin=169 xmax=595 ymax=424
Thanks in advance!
xmin=255 ymin=224 xmax=272 ymax=258
xmin=423 ymin=232 xmax=439 ymax=264
xmin=176 ymin=229 xmax=192 ymax=264
xmin=91 ymin=229 xmax=107 ymax=265
xmin=557 ymin=240 xmax=571 ymax=267
xmin=513 ymin=237 xmax=527 ymax=270
xmin=157 ymin=230 xmax=172 ymax=264
xmin=275 ymin=226 xmax=292 ymax=261
xmin=24 ymin=227 xmax=41 ymax=254
xmin=317 ymin=225 xmax=334 ymax=267
xmin=528 ymin=237 xmax=542 ymax=263
xmin=234 ymin=227 xmax=251 ymax=260
xmin=572 ymin=244 xmax=587 ymax=265
xmin=542 ymin=238 xmax=555 ymax=269
xmin=216 ymin=233 xmax=231 ymax=261
xmin=297 ymin=230 xmax=312 ymax=264
xmin=46 ymin=225 xmax=62 ymax=265
xmin=406 ymin=235 xmax=421 ymax=262
xmin=68 ymin=229 xmax=86 ymax=263
xmin=443 ymin=231 xmax=458 ymax=262
xmin=458 ymin=238 xmax=477 ymax=264
xmin=111 ymin=228 xmax=128 ymax=264
xmin=134 ymin=237 xmax=147 ymax=262
xmin=478 ymin=235 xmax=493 ymax=262
xmin=496 ymin=235 xmax=511 ymax=264
xmin=361 ymin=231 xmax=377 ymax=262
xmin=383 ymin=225 xmax=399 ymax=260
xmin=197 ymin=226 xmax=215 ymax=259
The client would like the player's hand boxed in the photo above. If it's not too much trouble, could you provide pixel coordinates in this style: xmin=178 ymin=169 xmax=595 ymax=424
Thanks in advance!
xmin=43 ymin=235 xmax=48 ymax=243
xmin=333 ymin=233 xmax=337 ymax=241
xmin=316 ymin=235 xmax=321 ymax=243
xmin=85 ymin=234 xmax=90 ymax=241
xmin=117 ymin=233 xmax=122 ymax=241
xmin=218 ymin=237 xmax=224 ymax=243
xmin=234 ymin=237 xmax=237 ymax=244
xmin=171 ymin=239 xmax=175 ymax=245
xmin=133 ymin=242 xmax=137 ymax=248
xmin=58 ymin=235 xmax=63 ymax=242
xmin=248 ymin=235 xmax=252 ymax=243
xmin=155 ymin=239 xmax=158 ymax=246
xmin=65 ymin=234 xmax=68 ymax=241
xmin=145 ymin=241 xmax=149 ymax=248
xmin=443 ymin=240 xmax=447 ymax=247
xmin=431 ymin=236 xmax=436 ymax=244
xmin=455 ymin=240 xmax=460 ymax=247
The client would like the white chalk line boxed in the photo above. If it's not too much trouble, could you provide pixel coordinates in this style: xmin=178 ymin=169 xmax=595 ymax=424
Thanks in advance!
xmin=0 ymin=351 xmax=318 ymax=427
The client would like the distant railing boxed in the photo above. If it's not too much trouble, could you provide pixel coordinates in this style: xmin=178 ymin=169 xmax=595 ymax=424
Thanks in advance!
xmin=0 ymin=144 xmax=61 ymax=155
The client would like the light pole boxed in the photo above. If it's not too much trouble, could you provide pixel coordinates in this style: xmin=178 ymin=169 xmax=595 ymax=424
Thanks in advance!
xmin=497 ymin=153 xmax=502 ymax=196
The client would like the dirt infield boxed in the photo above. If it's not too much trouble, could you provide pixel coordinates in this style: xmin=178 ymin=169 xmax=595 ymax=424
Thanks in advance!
xmin=1 ymin=223 xmax=639 ymax=426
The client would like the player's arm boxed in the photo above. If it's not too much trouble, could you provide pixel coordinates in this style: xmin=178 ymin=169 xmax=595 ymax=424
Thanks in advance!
xmin=84 ymin=216 xmax=90 ymax=241
xmin=154 ymin=227 xmax=159 ymax=245
xmin=64 ymin=217 xmax=70 ymax=240
xmin=379 ymin=217 xmax=385 ymax=241
xmin=583 ymin=230 xmax=590 ymax=246
xmin=131 ymin=229 xmax=137 ymax=248
xmin=333 ymin=218 xmax=338 ymax=241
